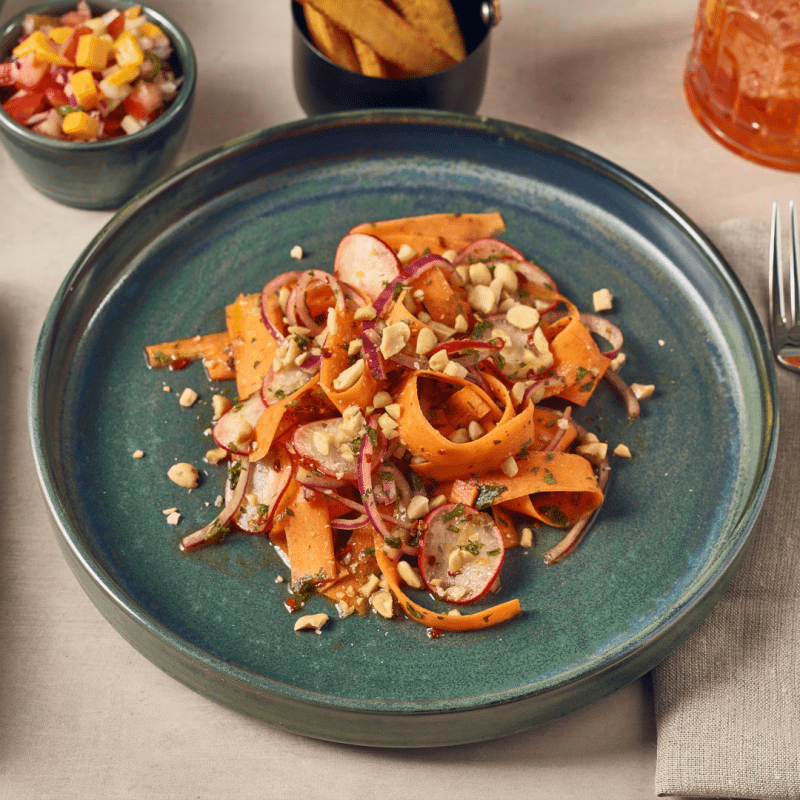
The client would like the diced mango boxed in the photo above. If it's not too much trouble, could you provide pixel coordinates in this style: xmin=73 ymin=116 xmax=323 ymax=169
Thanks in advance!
xmin=62 ymin=110 xmax=100 ymax=139
xmin=124 ymin=5 xmax=142 ymax=19
xmin=75 ymin=33 xmax=112 ymax=70
xmin=69 ymin=69 xmax=100 ymax=109
xmin=13 ymin=30 xmax=73 ymax=66
xmin=103 ymin=63 xmax=140 ymax=87
xmin=49 ymin=26 xmax=74 ymax=44
xmin=113 ymin=30 xmax=144 ymax=66
xmin=139 ymin=21 xmax=164 ymax=39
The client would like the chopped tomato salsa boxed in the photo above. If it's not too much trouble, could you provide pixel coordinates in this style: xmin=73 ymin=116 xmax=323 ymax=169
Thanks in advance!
xmin=0 ymin=1 xmax=182 ymax=141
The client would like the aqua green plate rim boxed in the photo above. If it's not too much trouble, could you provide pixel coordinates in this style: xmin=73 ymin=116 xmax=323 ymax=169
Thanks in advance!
xmin=28 ymin=110 xmax=778 ymax=746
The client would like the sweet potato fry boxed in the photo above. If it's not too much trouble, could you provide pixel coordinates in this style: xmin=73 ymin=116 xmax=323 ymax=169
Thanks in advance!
xmin=390 ymin=0 xmax=466 ymax=63
xmin=303 ymin=4 xmax=360 ymax=72
xmin=351 ymin=35 xmax=388 ymax=77
xmin=295 ymin=0 xmax=456 ymax=76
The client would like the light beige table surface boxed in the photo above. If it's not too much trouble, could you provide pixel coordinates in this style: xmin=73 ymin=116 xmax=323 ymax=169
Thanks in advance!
xmin=1 ymin=1 xmax=794 ymax=798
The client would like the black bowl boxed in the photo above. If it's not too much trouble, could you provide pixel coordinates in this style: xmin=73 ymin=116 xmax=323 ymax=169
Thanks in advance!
xmin=291 ymin=0 xmax=498 ymax=115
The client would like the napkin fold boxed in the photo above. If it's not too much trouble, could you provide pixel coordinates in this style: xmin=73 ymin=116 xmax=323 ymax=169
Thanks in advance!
xmin=653 ymin=219 xmax=800 ymax=799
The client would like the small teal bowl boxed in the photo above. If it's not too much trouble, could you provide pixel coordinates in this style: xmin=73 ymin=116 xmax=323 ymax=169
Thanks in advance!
xmin=0 ymin=0 xmax=196 ymax=209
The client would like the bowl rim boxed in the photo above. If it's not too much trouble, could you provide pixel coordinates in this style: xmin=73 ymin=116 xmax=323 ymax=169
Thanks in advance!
xmin=0 ymin=0 xmax=196 ymax=151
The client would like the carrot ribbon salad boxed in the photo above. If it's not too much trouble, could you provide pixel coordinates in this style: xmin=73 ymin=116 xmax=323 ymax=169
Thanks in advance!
xmin=146 ymin=212 xmax=643 ymax=633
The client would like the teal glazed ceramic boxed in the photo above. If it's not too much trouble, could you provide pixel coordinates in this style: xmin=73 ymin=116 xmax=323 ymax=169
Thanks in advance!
xmin=29 ymin=111 xmax=778 ymax=747
xmin=291 ymin=0 xmax=496 ymax=115
xmin=0 ymin=1 xmax=196 ymax=209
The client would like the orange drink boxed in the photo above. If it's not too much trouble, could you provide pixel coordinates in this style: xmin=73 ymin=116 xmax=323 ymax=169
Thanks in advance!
xmin=684 ymin=0 xmax=800 ymax=170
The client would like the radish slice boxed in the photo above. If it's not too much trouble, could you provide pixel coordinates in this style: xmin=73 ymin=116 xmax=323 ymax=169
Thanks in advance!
xmin=291 ymin=417 xmax=385 ymax=481
xmin=260 ymin=362 xmax=318 ymax=407
xmin=418 ymin=503 xmax=505 ymax=605
xmin=212 ymin=392 xmax=266 ymax=455
xmin=333 ymin=233 xmax=401 ymax=302
xmin=291 ymin=417 xmax=359 ymax=480
xmin=180 ymin=458 xmax=252 ymax=552
xmin=454 ymin=238 xmax=527 ymax=264
xmin=225 ymin=446 xmax=291 ymax=533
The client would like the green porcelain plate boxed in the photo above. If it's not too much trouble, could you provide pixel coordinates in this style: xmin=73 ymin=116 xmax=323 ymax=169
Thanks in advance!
xmin=29 ymin=110 xmax=777 ymax=747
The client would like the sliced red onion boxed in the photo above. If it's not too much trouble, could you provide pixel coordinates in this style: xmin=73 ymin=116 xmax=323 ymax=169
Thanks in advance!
xmin=543 ymin=406 xmax=572 ymax=452
xmin=579 ymin=312 xmax=624 ymax=358
xmin=522 ymin=379 xmax=545 ymax=404
xmin=330 ymin=513 xmax=369 ymax=530
xmin=603 ymin=369 xmax=641 ymax=419
xmin=360 ymin=325 xmax=386 ymax=381
xmin=291 ymin=269 xmax=345 ymax=334
xmin=260 ymin=271 xmax=302 ymax=342
xmin=180 ymin=458 xmax=252 ymax=552
xmin=543 ymin=429 xmax=610 ymax=564
xmin=356 ymin=421 xmax=395 ymax=543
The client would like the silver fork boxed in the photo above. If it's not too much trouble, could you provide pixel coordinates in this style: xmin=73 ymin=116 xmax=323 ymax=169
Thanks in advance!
xmin=769 ymin=201 xmax=800 ymax=372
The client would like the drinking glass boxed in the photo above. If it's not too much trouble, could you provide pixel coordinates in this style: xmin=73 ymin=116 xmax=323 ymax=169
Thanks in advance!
xmin=684 ymin=0 xmax=800 ymax=170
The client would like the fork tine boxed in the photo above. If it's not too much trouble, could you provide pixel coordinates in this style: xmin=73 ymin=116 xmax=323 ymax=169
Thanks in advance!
xmin=770 ymin=201 xmax=786 ymax=333
xmin=790 ymin=200 xmax=799 ymax=326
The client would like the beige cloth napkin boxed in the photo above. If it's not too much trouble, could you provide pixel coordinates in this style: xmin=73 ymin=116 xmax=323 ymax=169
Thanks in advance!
xmin=653 ymin=218 xmax=800 ymax=799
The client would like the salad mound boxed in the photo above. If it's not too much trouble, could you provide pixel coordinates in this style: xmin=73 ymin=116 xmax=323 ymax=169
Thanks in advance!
xmin=145 ymin=212 xmax=643 ymax=633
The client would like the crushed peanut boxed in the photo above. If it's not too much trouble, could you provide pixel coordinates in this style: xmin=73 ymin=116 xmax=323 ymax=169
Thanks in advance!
xmin=397 ymin=560 xmax=422 ymax=589
xmin=167 ymin=462 xmax=199 ymax=489
xmin=212 ymin=394 xmax=232 ymax=420
xmin=205 ymin=447 xmax=228 ymax=465
xmin=593 ymin=288 xmax=613 ymax=312
xmin=179 ymin=387 xmax=198 ymax=407
xmin=370 ymin=590 xmax=394 ymax=619
xmin=294 ymin=613 xmax=329 ymax=632
xmin=332 ymin=359 xmax=365 ymax=391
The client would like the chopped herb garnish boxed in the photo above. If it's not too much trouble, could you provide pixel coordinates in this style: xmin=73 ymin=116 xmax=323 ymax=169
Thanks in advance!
xmin=542 ymin=506 xmax=569 ymax=527
xmin=229 ymin=460 xmax=243 ymax=490
xmin=442 ymin=503 xmax=465 ymax=522
xmin=472 ymin=319 xmax=492 ymax=338
xmin=543 ymin=469 xmax=556 ymax=484
xmin=384 ymin=536 xmax=402 ymax=548
xmin=474 ymin=484 xmax=507 ymax=509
